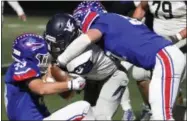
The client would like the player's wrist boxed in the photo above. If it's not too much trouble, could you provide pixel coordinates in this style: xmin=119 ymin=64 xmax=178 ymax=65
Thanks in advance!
xmin=175 ymin=33 xmax=183 ymax=41
xmin=67 ymin=80 xmax=73 ymax=90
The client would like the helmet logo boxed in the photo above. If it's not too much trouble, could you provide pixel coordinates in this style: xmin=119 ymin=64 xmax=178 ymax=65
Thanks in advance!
xmin=64 ymin=19 xmax=75 ymax=32
xmin=24 ymin=38 xmax=45 ymax=51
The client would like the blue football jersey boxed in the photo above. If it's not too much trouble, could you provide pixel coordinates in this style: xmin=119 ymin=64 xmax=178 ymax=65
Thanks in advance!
xmin=4 ymin=60 xmax=50 ymax=120
xmin=85 ymin=13 xmax=172 ymax=69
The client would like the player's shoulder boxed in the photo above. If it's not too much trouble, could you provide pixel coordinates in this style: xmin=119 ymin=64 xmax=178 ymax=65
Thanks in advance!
xmin=5 ymin=60 xmax=41 ymax=83
xmin=93 ymin=13 xmax=123 ymax=27
xmin=98 ymin=13 xmax=119 ymax=20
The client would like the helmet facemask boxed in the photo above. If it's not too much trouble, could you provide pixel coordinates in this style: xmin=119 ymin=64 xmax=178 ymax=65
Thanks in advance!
xmin=36 ymin=53 xmax=52 ymax=74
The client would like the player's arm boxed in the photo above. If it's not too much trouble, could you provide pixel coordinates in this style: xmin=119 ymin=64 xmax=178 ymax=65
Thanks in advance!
xmin=57 ymin=29 xmax=102 ymax=67
xmin=132 ymin=1 xmax=148 ymax=20
xmin=28 ymin=78 xmax=69 ymax=95
xmin=27 ymin=65 xmax=86 ymax=95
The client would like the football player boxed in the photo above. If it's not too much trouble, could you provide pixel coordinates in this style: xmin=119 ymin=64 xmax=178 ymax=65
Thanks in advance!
xmin=133 ymin=1 xmax=186 ymax=46
xmin=133 ymin=1 xmax=186 ymax=82
xmin=4 ymin=33 xmax=95 ymax=120
xmin=44 ymin=13 xmax=135 ymax=120
xmin=55 ymin=1 xmax=185 ymax=120
xmin=132 ymin=1 xmax=187 ymax=119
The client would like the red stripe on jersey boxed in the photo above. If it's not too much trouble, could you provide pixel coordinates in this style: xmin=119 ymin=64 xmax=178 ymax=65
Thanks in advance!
xmin=13 ymin=69 xmax=37 ymax=81
xmin=82 ymin=12 xmax=98 ymax=33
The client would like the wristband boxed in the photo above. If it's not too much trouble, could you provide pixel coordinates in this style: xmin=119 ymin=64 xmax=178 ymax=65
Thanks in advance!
xmin=176 ymin=33 xmax=183 ymax=41
xmin=68 ymin=80 xmax=73 ymax=90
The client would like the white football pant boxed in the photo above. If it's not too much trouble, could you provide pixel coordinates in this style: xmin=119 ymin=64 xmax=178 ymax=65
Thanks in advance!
xmin=43 ymin=101 xmax=95 ymax=120
xmin=149 ymin=45 xmax=185 ymax=120
xmin=120 ymin=87 xmax=133 ymax=111
xmin=94 ymin=70 xmax=129 ymax=120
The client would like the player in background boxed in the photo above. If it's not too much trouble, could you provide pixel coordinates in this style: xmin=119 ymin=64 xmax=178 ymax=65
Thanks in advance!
xmin=44 ymin=13 xmax=135 ymax=120
xmin=132 ymin=1 xmax=187 ymax=119
xmin=4 ymin=33 xmax=95 ymax=120
xmin=133 ymin=1 xmax=186 ymax=46
xmin=56 ymin=1 xmax=185 ymax=120
xmin=2 ymin=1 xmax=26 ymax=22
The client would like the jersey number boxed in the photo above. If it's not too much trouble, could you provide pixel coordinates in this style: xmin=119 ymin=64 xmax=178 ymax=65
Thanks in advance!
xmin=119 ymin=15 xmax=143 ymax=25
xmin=153 ymin=1 xmax=173 ymax=19
xmin=14 ymin=61 xmax=26 ymax=70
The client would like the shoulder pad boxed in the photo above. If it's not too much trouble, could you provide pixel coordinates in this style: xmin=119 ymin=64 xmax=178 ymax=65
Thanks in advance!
xmin=12 ymin=61 xmax=41 ymax=82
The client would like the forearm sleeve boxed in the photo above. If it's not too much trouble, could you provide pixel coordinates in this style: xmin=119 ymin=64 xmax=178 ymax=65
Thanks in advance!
xmin=57 ymin=34 xmax=92 ymax=66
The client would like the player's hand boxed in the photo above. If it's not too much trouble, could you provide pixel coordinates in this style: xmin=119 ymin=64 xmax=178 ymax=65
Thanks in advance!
xmin=19 ymin=14 xmax=27 ymax=22
xmin=68 ymin=75 xmax=86 ymax=90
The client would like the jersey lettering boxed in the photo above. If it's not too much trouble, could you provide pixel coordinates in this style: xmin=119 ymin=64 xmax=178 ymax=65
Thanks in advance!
xmin=67 ymin=50 xmax=93 ymax=74
xmin=118 ymin=15 xmax=143 ymax=25
xmin=14 ymin=61 xmax=26 ymax=71
xmin=75 ymin=66 xmax=84 ymax=74
xmin=73 ymin=60 xmax=93 ymax=74
xmin=13 ymin=61 xmax=38 ymax=81
xmin=152 ymin=1 xmax=173 ymax=19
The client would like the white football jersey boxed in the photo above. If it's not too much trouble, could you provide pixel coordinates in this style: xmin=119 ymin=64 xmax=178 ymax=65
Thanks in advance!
xmin=148 ymin=1 xmax=186 ymax=37
xmin=66 ymin=44 xmax=117 ymax=81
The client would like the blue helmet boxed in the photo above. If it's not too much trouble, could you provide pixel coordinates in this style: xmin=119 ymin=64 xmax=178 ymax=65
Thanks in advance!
xmin=44 ymin=13 xmax=80 ymax=59
xmin=12 ymin=33 xmax=50 ymax=72
xmin=73 ymin=1 xmax=107 ymax=32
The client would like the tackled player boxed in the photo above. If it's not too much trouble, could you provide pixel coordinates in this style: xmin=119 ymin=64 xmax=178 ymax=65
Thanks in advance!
xmin=44 ymin=13 xmax=135 ymax=120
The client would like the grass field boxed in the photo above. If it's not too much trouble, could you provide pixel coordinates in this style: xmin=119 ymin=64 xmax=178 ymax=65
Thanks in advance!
xmin=1 ymin=15 xmax=186 ymax=120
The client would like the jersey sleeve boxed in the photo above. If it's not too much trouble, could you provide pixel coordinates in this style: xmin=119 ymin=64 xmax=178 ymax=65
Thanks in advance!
xmin=12 ymin=61 xmax=41 ymax=82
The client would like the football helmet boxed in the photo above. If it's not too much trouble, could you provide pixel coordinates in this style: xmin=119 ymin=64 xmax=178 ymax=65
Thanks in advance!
xmin=44 ymin=13 xmax=80 ymax=59
xmin=12 ymin=33 xmax=50 ymax=73
xmin=73 ymin=1 xmax=107 ymax=29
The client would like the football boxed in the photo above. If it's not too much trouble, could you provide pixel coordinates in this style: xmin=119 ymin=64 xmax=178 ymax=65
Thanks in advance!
xmin=50 ymin=64 xmax=75 ymax=99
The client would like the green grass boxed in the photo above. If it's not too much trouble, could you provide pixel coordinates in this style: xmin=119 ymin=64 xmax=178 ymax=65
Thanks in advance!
xmin=1 ymin=15 xmax=186 ymax=120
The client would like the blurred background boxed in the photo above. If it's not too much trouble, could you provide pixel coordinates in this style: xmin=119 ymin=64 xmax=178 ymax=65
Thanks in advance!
xmin=1 ymin=1 xmax=186 ymax=120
